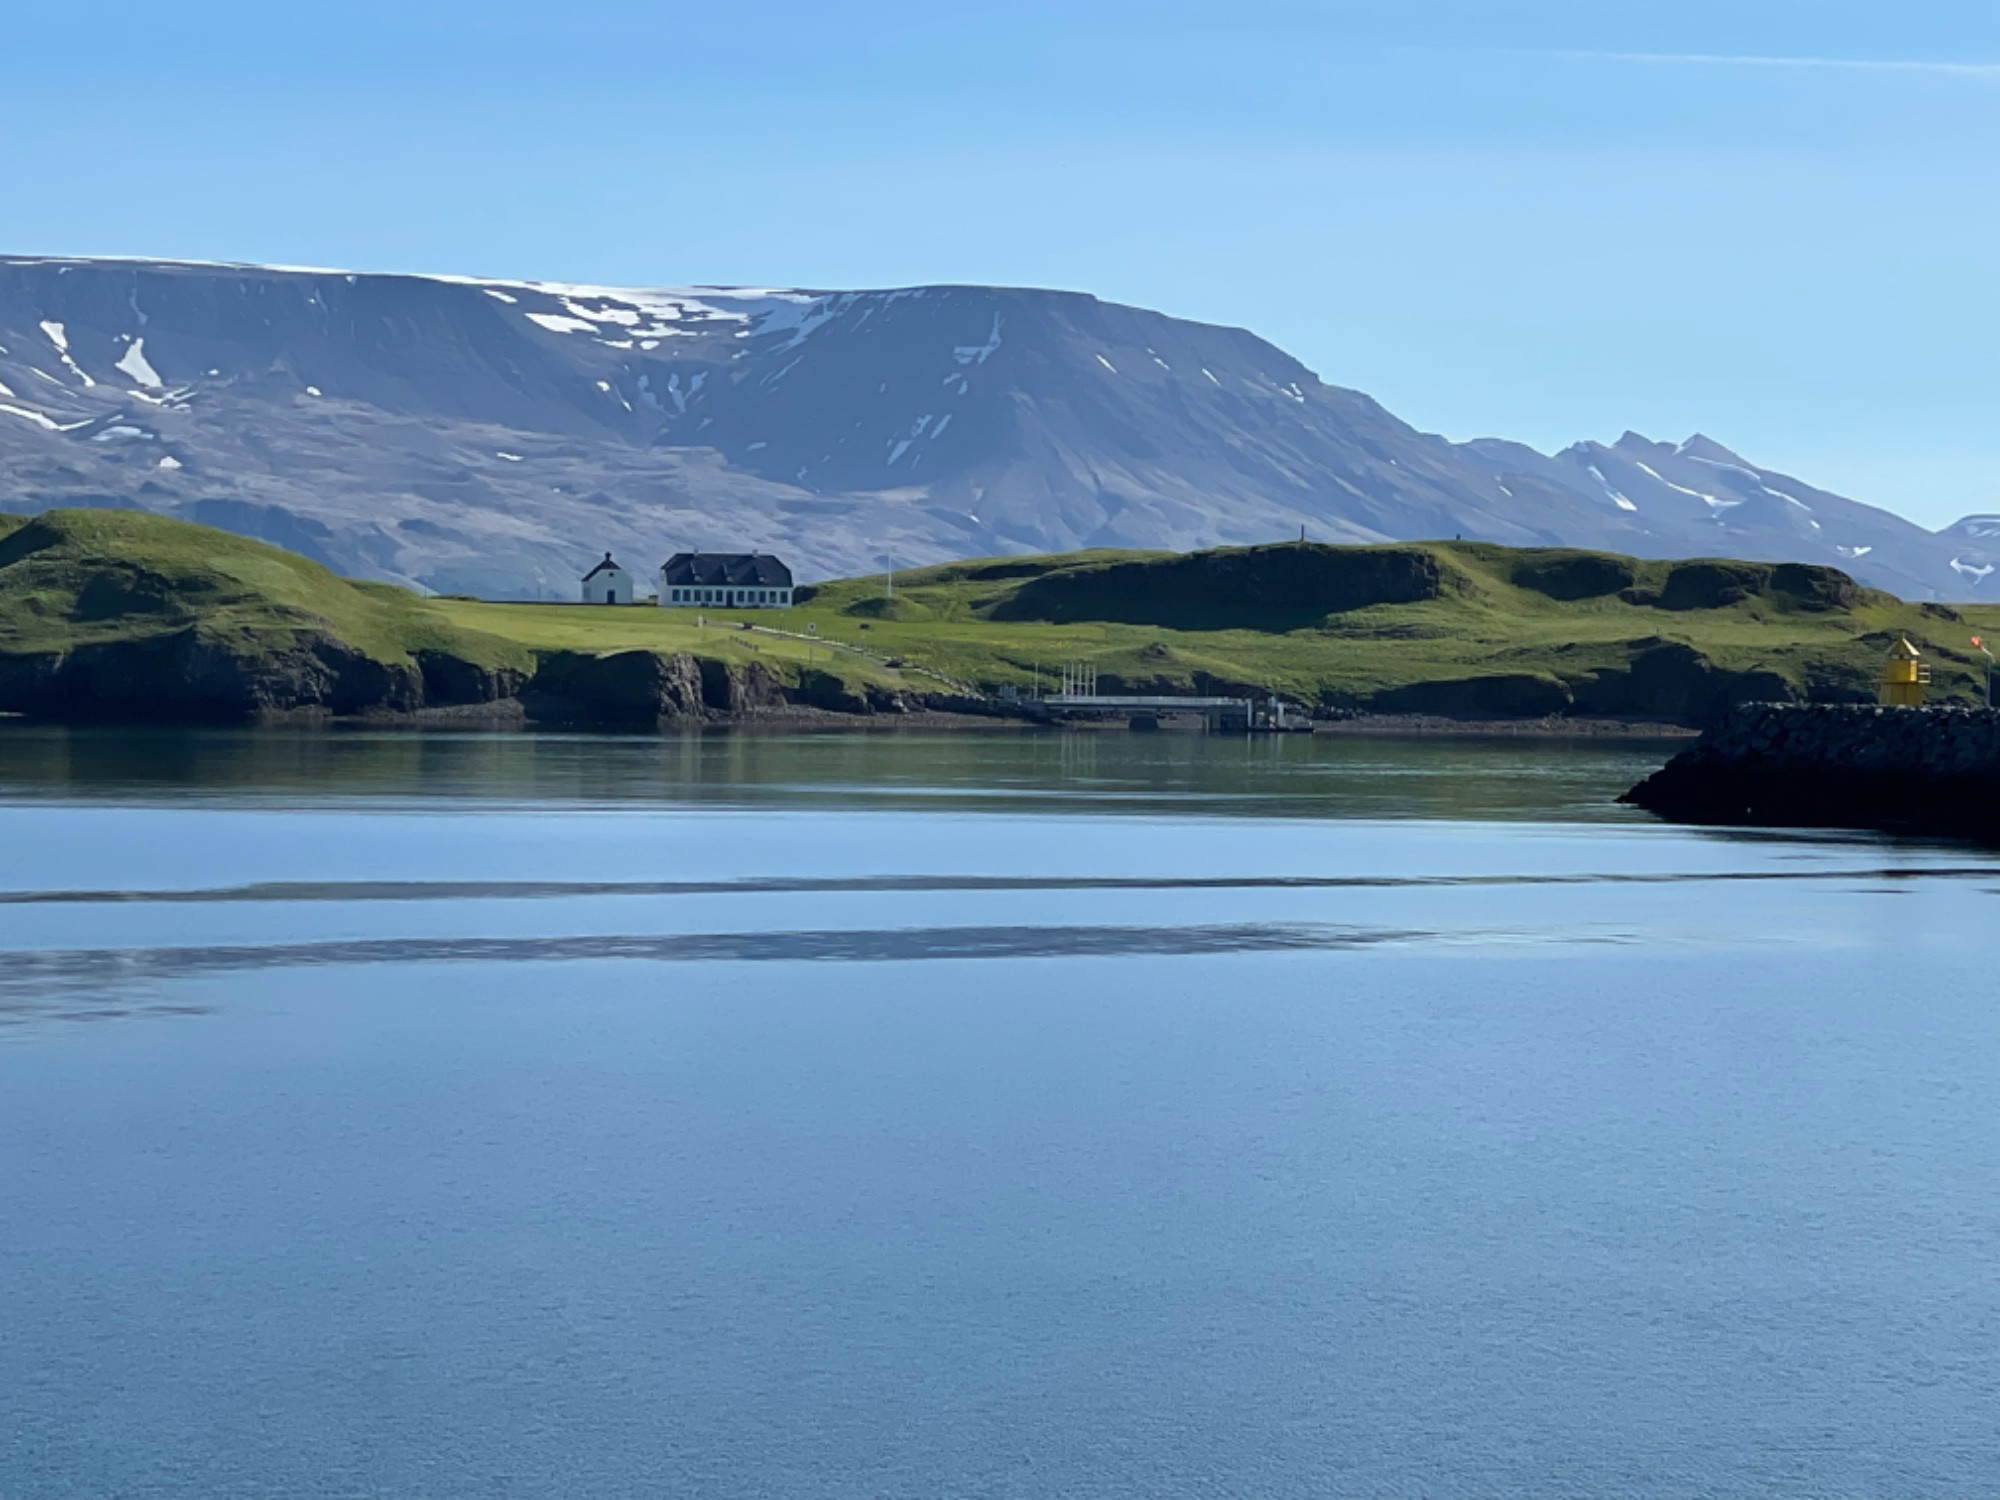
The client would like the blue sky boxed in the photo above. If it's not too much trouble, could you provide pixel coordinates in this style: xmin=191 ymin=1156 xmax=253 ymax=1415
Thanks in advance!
xmin=8 ymin=1 xmax=1997 ymax=527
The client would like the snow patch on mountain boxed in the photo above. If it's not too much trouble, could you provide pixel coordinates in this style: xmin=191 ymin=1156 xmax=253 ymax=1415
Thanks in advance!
xmin=1635 ymin=462 xmax=1740 ymax=512
xmin=39 ymin=320 xmax=95 ymax=386
xmin=114 ymin=337 xmax=162 ymax=388
xmin=953 ymin=316 xmax=1003 ymax=366
xmin=0 ymin=402 xmax=60 ymax=430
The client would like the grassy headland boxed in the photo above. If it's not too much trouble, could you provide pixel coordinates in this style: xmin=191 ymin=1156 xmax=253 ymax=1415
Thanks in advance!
xmin=3 ymin=510 xmax=1994 ymax=724
xmin=0 ymin=510 xmax=891 ymax=721
xmin=625 ymin=542 xmax=1999 ymax=719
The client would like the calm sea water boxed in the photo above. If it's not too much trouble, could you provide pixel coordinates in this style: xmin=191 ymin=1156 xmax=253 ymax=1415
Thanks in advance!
xmin=2 ymin=725 xmax=1995 ymax=1498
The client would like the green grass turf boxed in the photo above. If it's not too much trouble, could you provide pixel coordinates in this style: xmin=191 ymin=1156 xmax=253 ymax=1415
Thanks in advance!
xmin=690 ymin=543 xmax=2000 ymax=708
xmin=8 ymin=511 xmax=1996 ymax=711
xmin=0 ymin=509 xmax=892 ymax=696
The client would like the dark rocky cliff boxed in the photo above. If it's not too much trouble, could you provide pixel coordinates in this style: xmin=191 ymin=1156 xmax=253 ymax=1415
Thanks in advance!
xmin=1624 ymin=704 xmax=2000 ymax=843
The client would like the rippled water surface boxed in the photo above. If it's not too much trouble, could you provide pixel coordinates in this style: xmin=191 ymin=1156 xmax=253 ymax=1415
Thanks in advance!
xmin=2 ymin=726 xmax=1995 ymax=1498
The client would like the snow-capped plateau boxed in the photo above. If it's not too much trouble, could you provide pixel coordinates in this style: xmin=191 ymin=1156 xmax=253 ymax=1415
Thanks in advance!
xmin=0 ymin=255 xmax=1986 ymax=599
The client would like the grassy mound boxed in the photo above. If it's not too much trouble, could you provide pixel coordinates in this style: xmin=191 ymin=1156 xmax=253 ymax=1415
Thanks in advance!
xmin=986 ymin=544 xmax=1449 ymax=629
xmin=841 ymin=594 xmax=937 ymax=622
xmin=0 ymin=509 xmax=525 ymax=668
xmin=0 ymin=510 xmax=538 ymax=718
xmin=0 ymin=510 xmax=894 ymax=721
xmin=790 ymin=539 xmax=1999 ymax=720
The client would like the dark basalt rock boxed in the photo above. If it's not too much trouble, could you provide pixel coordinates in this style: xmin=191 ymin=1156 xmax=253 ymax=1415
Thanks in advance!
xmin=415 ymin=649 xmax=526 ymax=706
xmin=1624 ymin=703 xmax=2000 ymax=843
xmin=696 ymin=657 xmax=787 ymax=713
xmin=523 ymin=650 xmax=709 ymax=724
xmin=1659 ymin=561 xmax=1770 ymax=611
xmin=991 ymin=544 xmax=1445 ymax=631
xmin=0 ymin=628 xmax=426 ymax=722
xmin=1370 ymin=672 xmax=1572 ymax=718
xmin=1569 ymin=641 xmax=1799 ymax=725
xmin=790 ymin=668 xmax=871 ymax=715
xmin=1511 ymin=552 xmax=1636 ymax=601
xmin=0 ymin=624 xmax=878 ymax=726
xmin=1771 ymin=562 xmax=1861 ymax=611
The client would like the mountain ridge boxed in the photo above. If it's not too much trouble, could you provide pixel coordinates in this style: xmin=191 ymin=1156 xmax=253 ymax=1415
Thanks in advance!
xmin=1 ymin=254 xmax=1989 ymax=600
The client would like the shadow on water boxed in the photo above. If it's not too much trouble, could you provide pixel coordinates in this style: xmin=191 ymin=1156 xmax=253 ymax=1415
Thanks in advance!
xmin=9 ymin=866 xmax=1997 ymax=907
xmin=0 ymin=722 xmax=1685 ymax=822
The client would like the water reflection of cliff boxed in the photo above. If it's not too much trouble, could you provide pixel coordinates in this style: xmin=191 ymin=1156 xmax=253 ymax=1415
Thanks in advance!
xmin=0 ymin=724 xmax=1678 ymax=823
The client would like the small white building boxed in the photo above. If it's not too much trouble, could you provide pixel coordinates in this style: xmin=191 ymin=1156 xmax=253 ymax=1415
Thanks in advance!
xmin=658 ymin=551 xmax=795 ymax=609
xmin=580 ymin=553 xmax=635 ymax=605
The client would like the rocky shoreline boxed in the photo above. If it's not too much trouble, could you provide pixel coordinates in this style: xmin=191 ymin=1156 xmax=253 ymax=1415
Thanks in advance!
xmin=0 ymin=628 xmax=1714 ymax=736
xmin=1623 ymin=704 xmax=2000 ymax=843
xmin=0 ymin=633 xmax=1017 ymax=728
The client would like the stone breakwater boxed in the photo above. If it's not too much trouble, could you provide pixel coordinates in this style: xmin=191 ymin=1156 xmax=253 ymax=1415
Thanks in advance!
xmin=1623 ymin=704 xmax=2000 ymax=842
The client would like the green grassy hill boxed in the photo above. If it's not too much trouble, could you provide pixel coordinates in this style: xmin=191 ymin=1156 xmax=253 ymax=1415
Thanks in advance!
xmin=757 ymin=541 xmax=1996 ymax=719
xmin=0 ymin=508 xmax=524 ymax=667
xmin=3 ymin=511 xmax=1993 ymax=724
xmin=0 ymin=510 xmax=890 ymax=721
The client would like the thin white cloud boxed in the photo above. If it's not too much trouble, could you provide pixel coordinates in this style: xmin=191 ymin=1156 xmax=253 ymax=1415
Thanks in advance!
xmin=1526 ymin=49 xmax=2000 ymax=79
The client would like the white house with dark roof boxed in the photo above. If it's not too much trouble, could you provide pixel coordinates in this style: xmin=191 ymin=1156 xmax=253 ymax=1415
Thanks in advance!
xmin=659 ymin=551 xmax=794 ymax=609
xmin=580 ymin=553 xmax=634 ymax=604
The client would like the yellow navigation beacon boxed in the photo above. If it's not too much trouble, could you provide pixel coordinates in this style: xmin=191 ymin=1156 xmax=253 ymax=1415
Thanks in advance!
xmin=1878 ymin=637 xmax=1929 ymax=707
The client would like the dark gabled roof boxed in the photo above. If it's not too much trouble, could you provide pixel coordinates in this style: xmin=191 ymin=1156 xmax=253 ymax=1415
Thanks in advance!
xmin=581 ymin=553 xmax=626 ymax=581
xmin=661 ymin=552 xmax=793 ymax=587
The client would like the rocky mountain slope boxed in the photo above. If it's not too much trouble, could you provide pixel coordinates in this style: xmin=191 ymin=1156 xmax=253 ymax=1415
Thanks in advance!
xmin=2 ymin=255 xmax=1991 ymax=600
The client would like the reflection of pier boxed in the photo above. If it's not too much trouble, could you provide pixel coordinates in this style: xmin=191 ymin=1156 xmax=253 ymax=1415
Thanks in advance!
xmin=1024 ymin=694 xmax=1309 ymax=733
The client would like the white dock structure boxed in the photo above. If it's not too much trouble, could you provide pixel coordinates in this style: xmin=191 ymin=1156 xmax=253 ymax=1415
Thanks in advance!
xmin=1014 ymin=663 xmax=1309 ymax=732
xmin=1037 ymin=694 xmax=1252 ymax=731
xmin=1029 ymin=694 xmax=1316 ymax=732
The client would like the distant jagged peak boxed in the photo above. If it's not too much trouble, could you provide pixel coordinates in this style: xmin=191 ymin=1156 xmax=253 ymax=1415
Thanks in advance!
xmin=1557 ymin=432 xmax=1676 ymax=464
xmin=1673 ymin=433 xmax=1751 ymax=467
xmin=1609 ymin=430 xmax=1675 ymax=457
